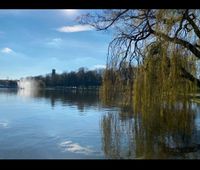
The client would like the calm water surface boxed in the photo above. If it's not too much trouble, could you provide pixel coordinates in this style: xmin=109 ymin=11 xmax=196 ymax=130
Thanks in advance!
xmin=1 ymin=88 xmax=200 ymax=159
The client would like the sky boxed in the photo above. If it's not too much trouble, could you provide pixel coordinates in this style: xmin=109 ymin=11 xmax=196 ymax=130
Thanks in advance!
xmin=0 ymin=10 xmax=112 ymax=80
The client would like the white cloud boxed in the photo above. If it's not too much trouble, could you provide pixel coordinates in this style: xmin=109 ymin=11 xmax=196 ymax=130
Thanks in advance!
xmin=59 ymin=140 xmax=93 ymax=155
xmin=1 ymin=47 xmax=13 ymax=54
xmin=92 ymin=64 xmax=106 ymax=70
xmin=62 ymin=9 xmax=79 ymax=16
xmin=57 ymin=24 xmax=94 ymax=33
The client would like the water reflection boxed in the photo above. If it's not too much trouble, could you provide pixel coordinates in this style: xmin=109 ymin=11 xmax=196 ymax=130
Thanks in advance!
xmin=0 ymin=88 xmax=103 ymax=159
xmin=101 ymin=104 xmax=200 ymax=159
xmin=17 ymin=88 xmax=40 ymax=98
xmin=0 ymin=88 xmax=100 ymax=112
xmin=1 ymin=88 xmax=200 ymax=158
xmin=59 ymin=140 xmax=93 ymax=155
xmin=38 ymin=89 xmax=100 ymax=111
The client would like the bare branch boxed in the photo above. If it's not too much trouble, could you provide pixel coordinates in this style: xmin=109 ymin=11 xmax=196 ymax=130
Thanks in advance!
xmin=150 ymin=28 xmax=200 ymax=59
xmin=185 ymin=10 xmax=200 ymax=39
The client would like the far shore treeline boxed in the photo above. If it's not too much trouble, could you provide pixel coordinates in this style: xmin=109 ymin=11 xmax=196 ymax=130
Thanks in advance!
xmin=29 ymin=67 xmax=103 ymax=89
xmin=0 ymin=79 xmax=18 ymax=88
xmin=0 ymin=67 xmax=104 ymax=89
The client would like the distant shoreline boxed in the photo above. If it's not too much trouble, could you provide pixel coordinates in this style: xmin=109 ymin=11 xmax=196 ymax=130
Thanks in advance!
xmin=0 ymin=86 xmax=100 ymax=90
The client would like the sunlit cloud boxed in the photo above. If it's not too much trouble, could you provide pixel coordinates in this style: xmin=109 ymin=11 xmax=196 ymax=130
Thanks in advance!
xmin=92 ymin=64 xmax=106 ymax=70
xmin=62 ymin=9 xmax=79 ymax=16
xmin=59 ymin=140 xmax=93 ymax=155
xmin=57 ymin=24 xmax=94 ymax=33
xmin=1 ymin=47 xmax=13 ymax=54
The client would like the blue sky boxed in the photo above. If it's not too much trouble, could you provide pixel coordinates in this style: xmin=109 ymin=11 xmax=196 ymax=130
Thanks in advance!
xmin=0 ymin=10 xmax=112 ymax=80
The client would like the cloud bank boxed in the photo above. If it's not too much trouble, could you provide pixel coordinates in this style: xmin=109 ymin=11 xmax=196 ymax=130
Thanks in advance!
xmin=57 ymin=24 xmax=94 ymax=33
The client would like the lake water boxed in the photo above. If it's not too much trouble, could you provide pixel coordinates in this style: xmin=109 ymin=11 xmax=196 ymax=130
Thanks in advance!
xmin=1 ymin=88 xmax=200 ymax=159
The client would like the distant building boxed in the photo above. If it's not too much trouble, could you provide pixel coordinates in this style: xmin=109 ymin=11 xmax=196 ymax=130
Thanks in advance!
xmin=52 ymin=69 xmax=56 ymax=77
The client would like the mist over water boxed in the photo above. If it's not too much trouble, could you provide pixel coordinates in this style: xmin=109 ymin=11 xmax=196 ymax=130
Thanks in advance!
xmin=17 ymin=78 xmax=41 ymax=97
xmin=17 ymin=78 xmax=40 ymax=90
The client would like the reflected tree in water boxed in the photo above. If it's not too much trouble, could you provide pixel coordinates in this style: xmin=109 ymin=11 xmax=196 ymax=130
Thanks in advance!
xmin=3 ymin=88 xmax=100 ymax=112
xmin=101 ymin=104 xmax=199 ymax=159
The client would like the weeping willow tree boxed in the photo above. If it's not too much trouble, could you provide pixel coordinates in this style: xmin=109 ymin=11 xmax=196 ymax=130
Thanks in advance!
xmin=134 ymin=41 xmax=197 ymax=114
xmin=79 ymin=10 xmax=200 ymax=159
xmin=79 ymin=9 xmax=200 ymax=110
xmin=100 ymin=62 xmax=136 ymax=107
